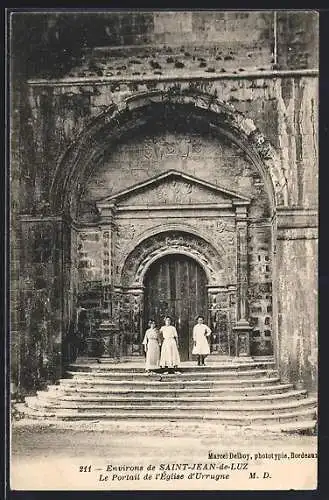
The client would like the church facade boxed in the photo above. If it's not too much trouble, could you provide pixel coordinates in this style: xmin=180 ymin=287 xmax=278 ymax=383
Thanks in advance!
xmin=10 ymin=11 xmax=318 ymax=394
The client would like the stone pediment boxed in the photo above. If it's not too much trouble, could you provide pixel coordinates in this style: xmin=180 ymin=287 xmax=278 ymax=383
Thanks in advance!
xmin=96 ymin=170 xmax=250 ymax=211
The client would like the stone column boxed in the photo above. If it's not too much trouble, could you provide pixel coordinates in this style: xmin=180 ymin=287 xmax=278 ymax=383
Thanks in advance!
xmin=236 ymin=205 xmax=249 ymax=322
xmin=271 ymin=213 xmax=280 ymax=369
xmin=108 ymin=285 xmax=123 ymax=357
xmin=97 ymin=203 xmax=121 ymax=357
xmin=127 ymin=286 xmax=145 ymax=356
xmin=97 ymin=202 xmax=116 ymax=288
xmin=233 ymin=204 xmax=252 ymax=356
xmin=276 ymin=208 xmax=318 ymax=392
xmin=207 ymin=286 xmax=230 ymax=355
xmin=98 ymin=201 xmax=117 ymax=316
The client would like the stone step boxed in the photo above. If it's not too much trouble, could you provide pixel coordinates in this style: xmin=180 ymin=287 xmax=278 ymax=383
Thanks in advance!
xmin=20 ymin=352 xmax=316 ymax=434
xmin=260 ymin=420 xmax=317 ymax=434
xmin=22 ymin=403 xmax=317 ymax=425
xmin=68 ymin=361 xmax=276 ymax=372
xmin=47 ymin=382 xmax=295 ymax=397
xmin=26 ymin=397 xmax=317 ymax=415
xmin=27 ymin=395 xmax=316 ymax=414
xmin=59 ymin=376 xmax=282 ymax=389
xmin=16 ymin=403 xmax=317 ymax=434
xmin=37 ymin=389 xmax=308 ymax=405
xmin=65 ymin=368 xmax=278 ymax=381
xmin=74 ymin=356 xmax=272 ymax=365
xmin=18 ymin=403 xmax=316 ymax=433
xmin=240 ymin=419 xmax=316 ymax=434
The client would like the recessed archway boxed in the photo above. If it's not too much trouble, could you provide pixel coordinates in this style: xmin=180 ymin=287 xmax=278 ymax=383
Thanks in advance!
xmin=52 ymin=87 xmax=279 ymax=364
xmin=121 ymin=229 xmax=225 ymax=289
xmin=50 ymin=88 xmax=287 ymax=218
xmin=143 ymin=253 xmax=208 ymax=361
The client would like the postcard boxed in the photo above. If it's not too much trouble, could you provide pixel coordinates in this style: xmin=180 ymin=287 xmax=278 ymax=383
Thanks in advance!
xmin=9 ymin=9 xmax=318 ymax=491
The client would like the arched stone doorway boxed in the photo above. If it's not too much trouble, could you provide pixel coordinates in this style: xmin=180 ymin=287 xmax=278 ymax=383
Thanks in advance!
xmin=119 ymin=228 xmax=229 ymax=358
xmin=48 ymin=89 xmax=278 ymax=365
xmin=144 ymin=254 xmax=208 ymax=361
xmin=18 ymin=88 xmax=285 ymax=381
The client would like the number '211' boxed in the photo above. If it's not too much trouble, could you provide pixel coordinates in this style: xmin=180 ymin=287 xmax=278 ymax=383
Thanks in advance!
xmin=79 ymin=465 xmax=92 ymax=472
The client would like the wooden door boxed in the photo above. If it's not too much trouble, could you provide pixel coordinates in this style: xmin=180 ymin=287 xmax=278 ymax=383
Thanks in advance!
xmin=144 ymin=254 xmax=208 ymax=361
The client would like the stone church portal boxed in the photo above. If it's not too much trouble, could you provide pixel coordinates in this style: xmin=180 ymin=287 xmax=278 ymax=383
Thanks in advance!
xmin=11 ymin=12 xmax=318 ymax=396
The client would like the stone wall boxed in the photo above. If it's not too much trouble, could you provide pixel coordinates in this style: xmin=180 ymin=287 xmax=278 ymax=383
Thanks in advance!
xmin=14 ymin=217 xmax=71 ymax=392
xmin=13 ymin=11 xmax=317 ymax=79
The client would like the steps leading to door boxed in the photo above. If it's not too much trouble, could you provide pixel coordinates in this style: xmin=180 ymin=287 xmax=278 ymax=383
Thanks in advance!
xmin=37 ymin=388 xmax=307 ymax=403
xmin=22 ymin=357 xmax=317 ymax=433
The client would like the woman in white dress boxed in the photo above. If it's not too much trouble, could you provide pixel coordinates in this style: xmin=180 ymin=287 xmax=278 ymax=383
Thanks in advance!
xmin=192 ymin=315 xmax=212 ymax=366
xmin=159 ymin=316 xmax=181 ymax=373
xmin=142 ymin=320 xmax=161 ymax=372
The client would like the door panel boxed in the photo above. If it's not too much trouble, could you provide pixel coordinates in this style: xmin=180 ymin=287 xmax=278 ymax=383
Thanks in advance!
xmin=144 ymin=255 xmax=208 ymax=361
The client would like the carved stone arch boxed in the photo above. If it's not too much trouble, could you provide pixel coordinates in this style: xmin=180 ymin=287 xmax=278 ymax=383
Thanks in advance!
xmin=50 ymin=88 xmax=288 ymax=217
xmin=136 ymin=249 xmax=217 ymax=286
xmin=121 ymin=230 xmax=225 ymax=288
xmin=122 ymin=222 xmax=227 ymax=266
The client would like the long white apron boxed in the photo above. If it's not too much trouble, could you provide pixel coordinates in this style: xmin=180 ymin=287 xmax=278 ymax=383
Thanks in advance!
xmin=159 ymin=326 xmax=180 ymax=368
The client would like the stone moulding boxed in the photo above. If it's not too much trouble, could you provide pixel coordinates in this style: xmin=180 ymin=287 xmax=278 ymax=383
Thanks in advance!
xmin=134 ymin=247 xmax=219 ymax=285
xmin=121 ymin=230 xmax=226 ymax=288
xmin=27 ymin=68 xmax=319 ymax=87
xmin=276 ymin=228 xmax=318 ymax=241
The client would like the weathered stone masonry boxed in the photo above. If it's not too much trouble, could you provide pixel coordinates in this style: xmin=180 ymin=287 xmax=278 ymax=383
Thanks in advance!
xmin=10 ymin=11 xmax=318 ymax=393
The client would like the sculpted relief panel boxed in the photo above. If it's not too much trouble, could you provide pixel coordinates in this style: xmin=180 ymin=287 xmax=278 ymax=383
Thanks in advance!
xmin=200 ymin=219 xmax=236 ymax=245
xmin=114 ymin=219 xmax=156 ymax=274
xmin=199 ymin=219 xmax=236 ymax=282
xmin=79 ymin=131 xmax=271 ymax=221
xmin=119 ymin=178 xmax=231 ymax=206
